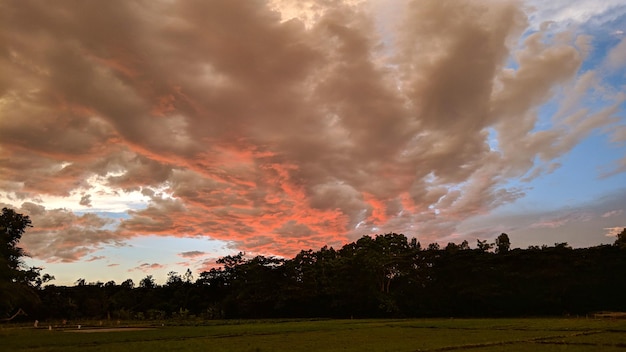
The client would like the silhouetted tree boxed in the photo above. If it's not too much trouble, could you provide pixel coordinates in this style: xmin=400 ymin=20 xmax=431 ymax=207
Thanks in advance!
xmin=23 ymin=231 xmax=626 ymax=320
xmin=121 ymin=278 xmax=134 ymax=289
xmin=183 ymin=268 xmax=194 ymax=283
xmin=495 ymin=233 xmax=511 ymax=254
xmin=427 ymin=243 xmax=440 ymax=251
xmin=445 ymin=242 xmax=459 ymax=254
xmin=476 ymin=239 xmax=493 ymax=252
xmin=0 ymin=208 xmax=50 ymax=319
xmin=615 ymin=228 xmax=626 ymax=249
xmin=139 ymin=275 xmax=156 ymax=289
xmin=166 ymin=271 xmax=183 ymax=286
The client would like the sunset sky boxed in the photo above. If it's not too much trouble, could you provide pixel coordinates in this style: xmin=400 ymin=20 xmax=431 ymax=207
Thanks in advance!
xmin=1 ymin=0 xmax=626 ymax=286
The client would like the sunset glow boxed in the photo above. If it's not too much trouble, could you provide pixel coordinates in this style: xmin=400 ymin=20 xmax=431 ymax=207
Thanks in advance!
xmin=1 ymin=0 xmax=625 ymax=285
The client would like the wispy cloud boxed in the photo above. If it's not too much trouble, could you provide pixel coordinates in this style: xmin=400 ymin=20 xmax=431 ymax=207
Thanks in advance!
xmin=602 ymin=210 xmax=624 ymax=218
xmin=85 ymin=256 xmax=105 ymax=262
xmin=605 ymin=227 xmax=626 ymax=237
xmin=178 ymin=251 xmax=206 ymax=258
xmin=132 ymin=263 xmax=165 ymax=273
xmin=531 ymin=212 xmax=594 ymax=229
xmin=197 ymin=257 xmax=229 ymax=273
xmin=524 ymin=0 xmax=626 ymax=29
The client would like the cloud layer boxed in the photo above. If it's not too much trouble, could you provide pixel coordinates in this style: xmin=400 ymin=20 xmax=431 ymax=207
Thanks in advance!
xmin=1 ymin=0 xmax=624 ymax=262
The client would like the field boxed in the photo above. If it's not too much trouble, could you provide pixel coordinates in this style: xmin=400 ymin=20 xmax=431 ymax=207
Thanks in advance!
xmin=2 ymin=318 xmax=626 ymax=351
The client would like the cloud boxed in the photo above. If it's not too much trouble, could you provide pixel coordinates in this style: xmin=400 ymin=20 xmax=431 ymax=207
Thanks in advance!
xmin=605 ymin=227 xmax=626 ymax=238
xmin=606 ymin=37 xmax=626 ymax=69
xmin=79 ymin=194 xmax=92 ymax=207
xmin=459 ymin=189 xmax=626 ymax=248
xmin=602 ymin=210 xmax=624 ymax=218
xmin=85 ymin=255 xmax=105 ymax=262
xmin=610 ymin=126 xmax=626 ymax=145
xmin=530 ymin=211 xmax=593 ymax=229
xmin=524 ymin=0 xmax=626 ymax=28
xmin=133 ymin=263 xmax=165 ymax=272
xmin=2 ymin=202 xmax=125 ymax=262
xmin=178 ymin=251 xmax=206 ymax=258
xmin=0 ymin=0 xmax=624 ymax=262
xmin=197 ymin=257 xmax=229 ymax=273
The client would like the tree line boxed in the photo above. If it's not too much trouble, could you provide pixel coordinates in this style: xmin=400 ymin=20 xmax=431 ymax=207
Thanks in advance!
xmin=2 ymin=207 xmax=626 ymax=321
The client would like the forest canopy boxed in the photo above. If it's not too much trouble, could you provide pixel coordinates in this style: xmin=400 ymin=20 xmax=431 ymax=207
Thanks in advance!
xmin=3 ymin=208 xmax=625 ymax=320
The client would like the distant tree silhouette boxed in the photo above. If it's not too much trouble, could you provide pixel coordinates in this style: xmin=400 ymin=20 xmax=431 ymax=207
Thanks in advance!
xmin=26 ymin=231 xmax=626 ymax=320
xmin=476 ymin=239 xmax=493 ymax=252
xmin=139 ymin=275 xmax=156 ymax=289
xmin=615 ymin=228 xmax=626 ymax=249
xmin=495 ymin=233 xmax=511 ymax=254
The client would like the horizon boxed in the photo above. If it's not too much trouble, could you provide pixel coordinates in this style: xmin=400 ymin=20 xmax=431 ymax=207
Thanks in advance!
xmin=1 ymin=0 xmax=625 ymax=286
xmin=32 ymin=230 xmax=626 ymax=287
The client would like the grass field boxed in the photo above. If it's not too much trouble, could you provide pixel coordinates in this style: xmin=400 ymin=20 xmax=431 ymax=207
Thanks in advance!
xmin=2 ymin=318 xmax=626 ymax=351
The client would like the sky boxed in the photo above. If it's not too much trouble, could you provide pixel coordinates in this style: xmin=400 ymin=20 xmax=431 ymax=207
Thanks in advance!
xmin=1 ymin=0 xmax=625 ymax=286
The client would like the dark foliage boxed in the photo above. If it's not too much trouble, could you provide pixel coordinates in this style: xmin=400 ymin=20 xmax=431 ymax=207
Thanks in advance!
xmin=2 ymin=211 xmax=625 ymax=320
xmin=0 ymin=208 xmax=52 ymax=319
xmin=26 ymin=229 xmax=626 ymax=320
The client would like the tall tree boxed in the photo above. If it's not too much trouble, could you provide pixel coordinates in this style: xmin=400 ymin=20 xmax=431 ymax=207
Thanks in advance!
xmin=0 ymin=208 xmax=44 ymax=318
xmin=495 ymin=233 xmax=511 ymax=254
xmin=0 ymin=208 xmax=31 ymax=277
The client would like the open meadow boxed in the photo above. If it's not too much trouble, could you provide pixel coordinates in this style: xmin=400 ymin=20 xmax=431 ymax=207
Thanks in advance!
xmin=2 ymin=318 xmax=626 ymax=351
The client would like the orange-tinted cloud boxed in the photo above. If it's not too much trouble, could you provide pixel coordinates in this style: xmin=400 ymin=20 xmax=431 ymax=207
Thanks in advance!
xmin=133 ymin=263 xmax=165 ymax=273
xmin=1 ymin=0 xmax=624 ymax=263
xmin=605 ymin=227 xmax=626 ymax=238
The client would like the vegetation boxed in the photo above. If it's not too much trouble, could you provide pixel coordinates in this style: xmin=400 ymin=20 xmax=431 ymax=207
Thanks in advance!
xmin=32 ymin=231 xmax=626 ymax=320
xmin=2 ymin=318 xmax=626 ymax=351
xmin=2 ymin=208 xmax=626 ymax=321
xmin=0 ymin=208 xmax=53 ymax=320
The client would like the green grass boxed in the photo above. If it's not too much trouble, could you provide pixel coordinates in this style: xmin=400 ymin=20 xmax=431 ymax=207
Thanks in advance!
xmin=2 ymin=318 xmax=626 ymax=351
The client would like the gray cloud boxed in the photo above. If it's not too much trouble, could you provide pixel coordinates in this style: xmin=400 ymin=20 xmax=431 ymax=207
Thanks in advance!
xmin=458 ymin=189 xmax=626 ymax=248
xmin=79 ymin=194 xmax=92 ymax=207
xmin=178 ymin=251 xmax=206 ymax=258
xmin=3 ymin=202 xmax=124 ymax=262
xmin=1 ymin=0 xmax=624 ymax=261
